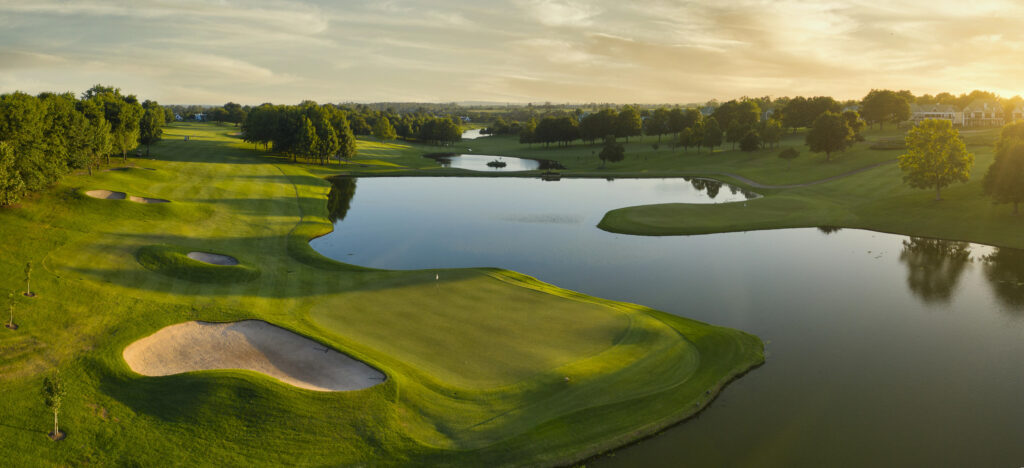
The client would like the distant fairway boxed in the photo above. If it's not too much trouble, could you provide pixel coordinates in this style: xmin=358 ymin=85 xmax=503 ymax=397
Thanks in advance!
xmin=0 ymin=122 xmax=763 ymax=467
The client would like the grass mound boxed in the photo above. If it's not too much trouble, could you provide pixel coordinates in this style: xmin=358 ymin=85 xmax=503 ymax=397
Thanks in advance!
xmin=135 ymin=244 xmax=259 ymax=283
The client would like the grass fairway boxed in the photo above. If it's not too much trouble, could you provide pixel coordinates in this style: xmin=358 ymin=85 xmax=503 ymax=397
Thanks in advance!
xmin=596 ymin=127 xmax=1024 ymax=250
xmin=0 ymin=122 xmax=763 ymax=466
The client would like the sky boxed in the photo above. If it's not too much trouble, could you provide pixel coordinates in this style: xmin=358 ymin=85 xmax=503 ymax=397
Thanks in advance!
xmin=2 ymin=0 xmax=1024 ymax=105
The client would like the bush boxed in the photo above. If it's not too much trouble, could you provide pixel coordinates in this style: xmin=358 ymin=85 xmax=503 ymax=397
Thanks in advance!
xmin=778 ymin=147 xmax=799 ymax=160
xmin=136 ymin=245 xmax=260 ymax=283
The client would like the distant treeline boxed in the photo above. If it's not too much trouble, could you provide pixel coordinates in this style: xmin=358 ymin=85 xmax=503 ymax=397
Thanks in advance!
xmin=241 ymin=102 xmax=466 ymax=162
xmin=0 ymin=85 xmax=164 ymax=205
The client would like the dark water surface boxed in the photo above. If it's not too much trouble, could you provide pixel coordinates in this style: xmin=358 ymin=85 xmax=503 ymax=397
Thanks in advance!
xmin=425 ymin=153 xmax=542 ymax=172
xmin=311 ymin=177 xmax=1024 ymax=467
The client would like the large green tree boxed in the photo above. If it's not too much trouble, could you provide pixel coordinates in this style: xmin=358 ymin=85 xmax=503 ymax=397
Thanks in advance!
xmin=372 ymin=117 xmax=397 ymax=141
xmin=0 ymin=142 xmax=26 ymax=205
xmin=898 ymin=119 xmax=973 ymax=200
xmin=86 ymin=85 xmax=143 ymax=163
xmin=598 ymin=134 xmax=624 ymax=167
xmin=294 ymin=116 xmax=318 ymax=162
xmin=616 ymin=106 xmax=642 ymax=142
xmin=701 ymin=117 xmax=722 ymax=152
xmin=860 ymin=89 xmax=911 ymax=129
xmin=983 ymin=122 xmax=1024 ymax=214
xmin=806 ymin=111 xmax=854 ymax=161
xmin=139 ymin=100 xmax=164 ymax=157
xmin=76 ymin=99 xmax=112 ymax=174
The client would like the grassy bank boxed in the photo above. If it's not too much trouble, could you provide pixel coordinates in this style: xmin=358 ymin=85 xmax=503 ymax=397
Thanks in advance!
xmin=0 ymin=122 xmax=762 ymax=466
xmin=596 ymin=127 xmax=1024 ymax=250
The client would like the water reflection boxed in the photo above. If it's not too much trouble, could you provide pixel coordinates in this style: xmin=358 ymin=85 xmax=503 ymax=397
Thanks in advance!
xmin=817 ymin=226 xmax=843 ymax=235
xmin=423 ymin=153 xmax=541 ymax=172
xmin=689 ymin=178 xmax=722 ymax=199
xmin=898 ymin=237 xmax=971 ymax=304
xmin=983 ymin=247 xmax=1024 ymax=312
xmin=326 ymin=177 xmax=357 ymax=223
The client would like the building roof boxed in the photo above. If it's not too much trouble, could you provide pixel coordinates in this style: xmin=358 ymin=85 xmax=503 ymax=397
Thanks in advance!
xmin=910 ymin=104 xmax=957 ymax=113
xmin=962 ymin=99 xmax=1003 ymax=113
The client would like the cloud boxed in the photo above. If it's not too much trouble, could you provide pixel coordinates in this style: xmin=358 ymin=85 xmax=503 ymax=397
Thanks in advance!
xmin=2 ymin=0 xmax=1024 ymax=103
xmin=0 ymin=50 xmax=65 ymax=70
xmin=515 ymin=0 xmax=602 ymax=27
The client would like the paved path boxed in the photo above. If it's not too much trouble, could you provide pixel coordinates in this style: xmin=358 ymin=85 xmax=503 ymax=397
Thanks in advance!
xmin=702 ymin=159 xmax=898 ymax=189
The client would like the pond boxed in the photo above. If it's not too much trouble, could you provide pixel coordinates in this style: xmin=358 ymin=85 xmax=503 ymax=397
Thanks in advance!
xmin=461 ymin=128 xmax=488 ymax=139
xmin=423 ymin=153 xmax=543 ymax=172
xmin=311 ymin=177 xmax=1024 ymax=467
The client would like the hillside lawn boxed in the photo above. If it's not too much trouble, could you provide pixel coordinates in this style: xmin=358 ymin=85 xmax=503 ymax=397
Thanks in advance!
xmin=0 ymin=122 xmax=763 ymax=467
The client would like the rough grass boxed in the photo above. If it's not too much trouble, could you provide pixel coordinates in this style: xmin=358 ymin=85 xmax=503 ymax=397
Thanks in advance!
xmin=0 ymin=121 xmax=763 ymax=467
xmin=136 ymin=244 xmax=260 ymax=283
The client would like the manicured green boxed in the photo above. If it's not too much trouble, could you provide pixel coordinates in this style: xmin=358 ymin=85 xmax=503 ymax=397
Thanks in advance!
xmin=0 ymin=122 xmax=763 ymax=467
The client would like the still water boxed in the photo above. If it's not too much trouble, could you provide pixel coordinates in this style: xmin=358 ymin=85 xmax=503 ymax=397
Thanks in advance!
xmin=424 ymin=153 xmax=542 ymax=172
xmin=311 ymin=177 xmax=1024 ymax=467
xmin=460 ymin=128 xmax=488 ymax=139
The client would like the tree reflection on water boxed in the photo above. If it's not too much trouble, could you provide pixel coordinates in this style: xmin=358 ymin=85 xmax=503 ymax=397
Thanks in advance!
xmin=898 ymin=237 xmax=971 ymax=304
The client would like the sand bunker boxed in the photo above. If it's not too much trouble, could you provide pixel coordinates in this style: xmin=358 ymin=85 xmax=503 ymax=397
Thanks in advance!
xmin=187 ymin=251 xmax=238 ymax=265
xmin=129 ymin=196 xmax=170 ymax=204
xmin=85 ymin=190 xmax=126 ymax=200
xmin=123 ymin=320 xmax=385 ymax=391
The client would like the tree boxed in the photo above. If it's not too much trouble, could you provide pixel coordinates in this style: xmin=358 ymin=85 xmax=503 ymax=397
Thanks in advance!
xmin=616 ymin=106 xmax=642 ymax=142
xmin=519 ymin=118 xmax=537 ymax=146
xmin=332 ymin=113 xmax=358 ymax=164
xmin=759 ymin=119 xmax=783 ymax=149
xmin=702 ymin=117 xmax=722 ymax=152
xmin=899 ymin=119 xmax=973 ymax=200
xmin=778 ymin=147 xmax=799 ymax=168
xmin=223 ymin=102 xmax=246 ymax=126
xmin=372 ymin=117 xmax=397 ymax=141
xmin=806 ymin=111 xmax=854 ymax=161
xmin=678 ymin=127 xmax=694 ymax=152
xmin=24 ymin=262 xmax=33 ymax=297
xmin=842 ymin=110 xmax=866 ymax=141
xmin=6 ymin=292 xmax=16 ymax=330
xmin=780 ymin=96 xmax=841 ymax=130
xmin=313 ymin=122 xmax=340 ymax=166
xmin=0 ymin=142 xmax=26 ymax=205
xmin=598 ymin=134 xmax=624 ymax=167
xmin=77 ymin=99 xmax=112 ymax=174
xmin=983 ymin=122 xmax=1024 ymax=214
xmin=740 ymin=130 xmax=761 ymax=152
xmin=860 ymin=89 xmax=911 ymax=129
xmin=139 ymin=104 xmax=163 ymax=157
xmin=579 ymin=109 xmax=616 ymax=143
xmin=643 ymin=107 xmax=671 ymax=142
xmin=42 ymin=372 xmax=66 ymax=440
xmin=294 ymin=116 xmax=318 ymax=162
xmin=88 ymin=86 xmax=143 ymax=163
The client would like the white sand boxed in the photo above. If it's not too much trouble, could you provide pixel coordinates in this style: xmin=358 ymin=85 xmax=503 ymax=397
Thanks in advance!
xmin=85 ymin=190 xmax=126 ymax=200
xmin=187 ymin=251 xmax=239 ymax=265
xmin=129 ymin=196 xmax=170 ymax=204
xmin=123 ymin=320 xmax=385 ymax=391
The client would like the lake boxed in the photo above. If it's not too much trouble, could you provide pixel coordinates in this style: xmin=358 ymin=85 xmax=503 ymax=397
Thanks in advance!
xmin=310 ymin=176 xmax=1024 ymax=467
xmin=423 ymin=153 xmax=542 ymax=172
xmin=461 ymin=128 xmax=488 ymax=139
